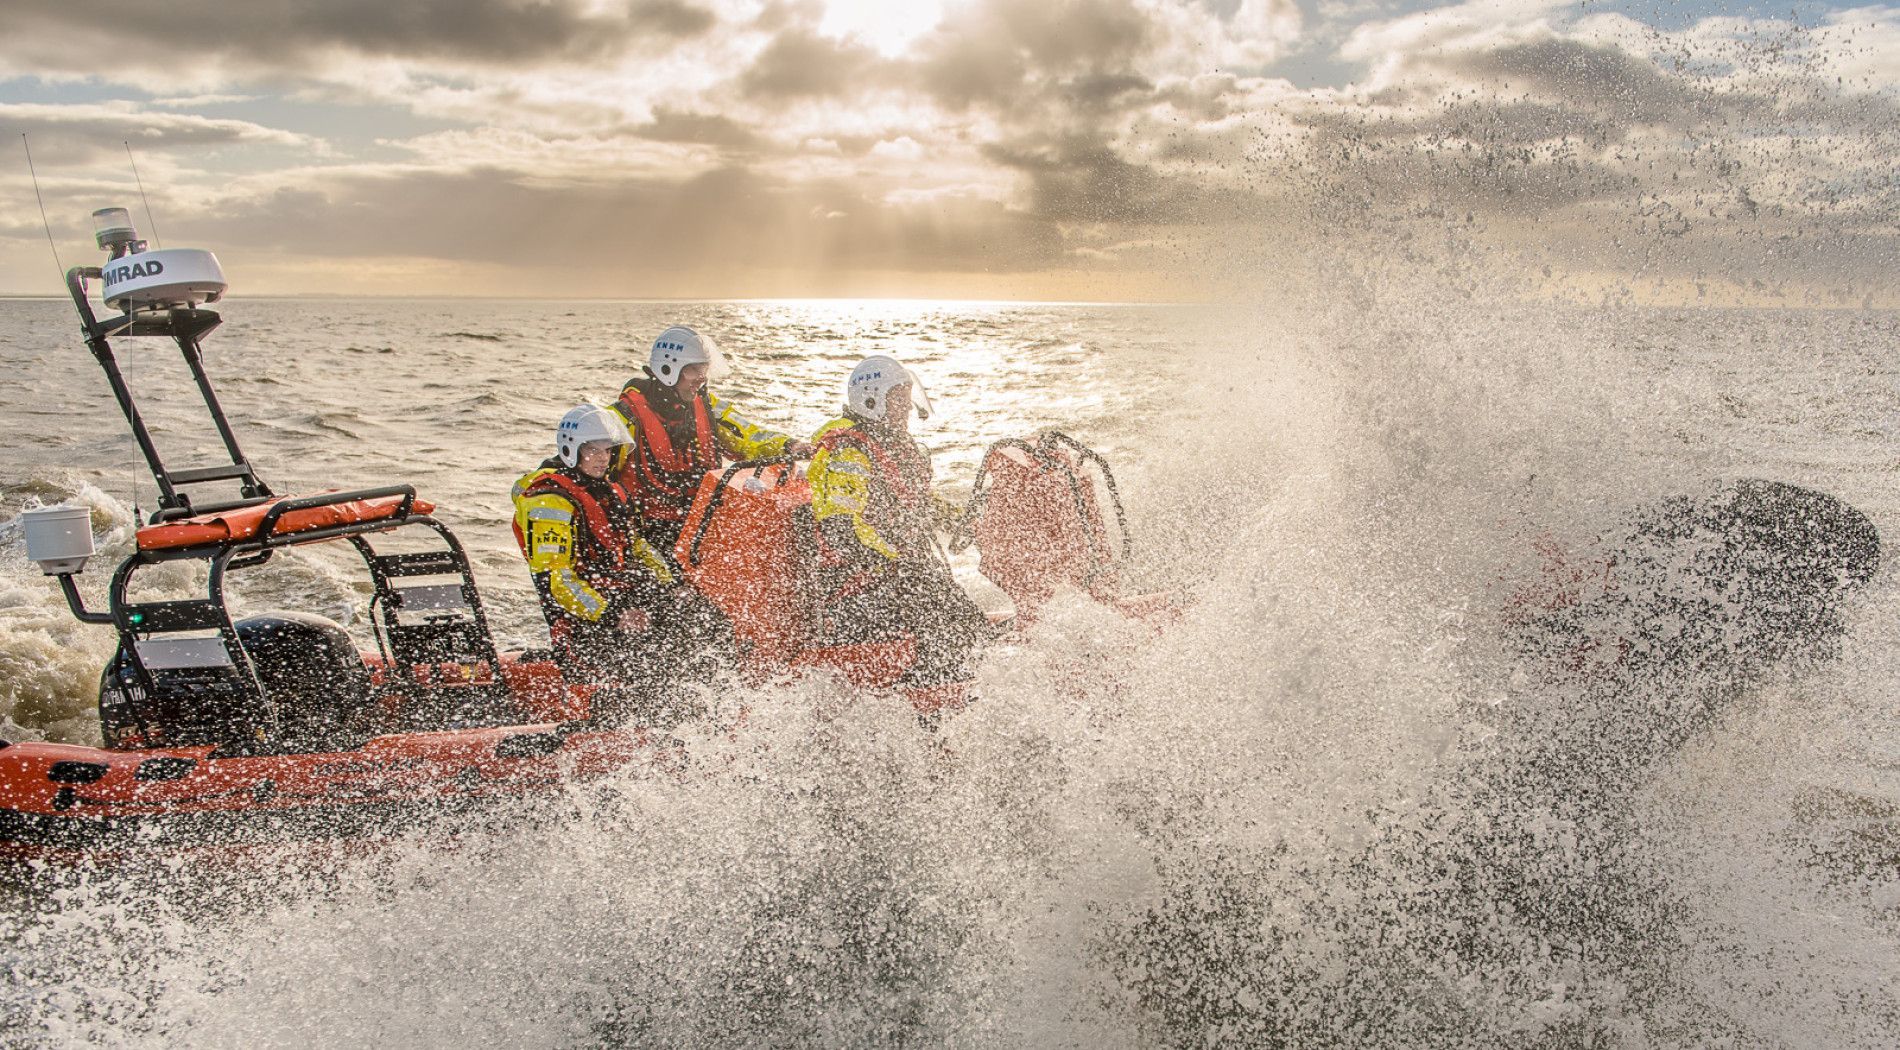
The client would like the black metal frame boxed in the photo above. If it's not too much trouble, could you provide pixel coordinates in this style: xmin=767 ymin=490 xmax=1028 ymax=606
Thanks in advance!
xmin=349 ymin=515 xmax=502 ymax=676
xmin=104 ymin=540 xmax=276 ymax=748
xmin=95 ymin=499 xmax=505 ymax=748
xmin=55 ymin=267 xmax=507 ymax=751
xmin=66 ymin=267 xmax=272 ymax=522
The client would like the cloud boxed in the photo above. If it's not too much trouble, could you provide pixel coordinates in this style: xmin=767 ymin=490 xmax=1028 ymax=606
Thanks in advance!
xmin=911 ymin=0 xmax=1161 ymax=112
xmin=1148 ymin=0 xmax=1304 ymax=70
xmin=868 ymin=136 xmax=925 ymax=161
xmin=739 ymin=29 xmax=891 ymax=99
xmin=627 ymin=0 xmax=720 ymax=38
xmin=1309 ymin=7 xmax=1900 ymax=221
xmin=1060 ymin=72 xmax=1157 ymax=112
xmin=1340 ymin=0 xmax=1573 ymax=72
xmin=633 ymin=107 xmax=765 ymax=151
xmin=1 ymin=0 xmax=1895 ymax=301
xmin=981 ymin=133 xmax=1243 ymax=225
xmin=0 ymin=0 xmax=717 ymax=76
xmin=1268 ymin=3 xmax=1900 ymax=303
xmin=1 ymin=102 xmax=316 ymax=164
xmin=161 ymin=161 xmax=1063 ymax=284
xmin=151 ymin=94 xmax=258 ymax=108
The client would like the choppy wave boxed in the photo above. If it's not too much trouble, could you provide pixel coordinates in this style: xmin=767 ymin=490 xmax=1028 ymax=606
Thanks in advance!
xmin=1 ymin=281 xmax=1895 ymax=1046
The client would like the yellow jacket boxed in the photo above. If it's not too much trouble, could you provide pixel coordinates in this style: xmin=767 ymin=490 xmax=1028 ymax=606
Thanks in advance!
xmin=510 ymin=464 xmax=673 ymax=621
xmin=806 ymin=417 xmax=961 ymax=562
xmin=704 ymin=391 xmax=796 ymax=461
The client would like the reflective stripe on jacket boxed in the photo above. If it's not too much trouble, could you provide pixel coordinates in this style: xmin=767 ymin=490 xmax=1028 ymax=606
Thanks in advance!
xmin=511 ymin=464 xmax=672 ymax=621
xmin=806 ymin=417 xmax=939 ymax=565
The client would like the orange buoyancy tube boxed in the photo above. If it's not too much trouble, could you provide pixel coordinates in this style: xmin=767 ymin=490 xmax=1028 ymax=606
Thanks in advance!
xmin=615 ymin=386 xmax=718 ymax=524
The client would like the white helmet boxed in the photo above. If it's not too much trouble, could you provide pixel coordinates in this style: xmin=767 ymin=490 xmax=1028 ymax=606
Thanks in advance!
xmin=847 ymin=355 xmax=932 ymax=422
xmin=555 ymin=403 xmax=634 ymax=467
xmin=647 ymin=324 xmax=730 ymax=387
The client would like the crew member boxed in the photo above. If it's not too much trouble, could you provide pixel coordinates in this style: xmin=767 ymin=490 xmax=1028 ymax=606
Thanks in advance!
xmin=512 ymin=404 xmax=657 ymax=679
xmin=612 ymin=324 xmax=814 ymax=558
xmin=806 ymin=355 xmax=992 ymax=687
xmin=607 ymin=324 xmax=814 ymax=676
xmin=512 ymin=404 xmax=702 ymax=723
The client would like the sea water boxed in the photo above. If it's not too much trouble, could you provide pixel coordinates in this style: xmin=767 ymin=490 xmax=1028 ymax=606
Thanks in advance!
xmin=0 ymin=285 xmax=1895 ymax=1046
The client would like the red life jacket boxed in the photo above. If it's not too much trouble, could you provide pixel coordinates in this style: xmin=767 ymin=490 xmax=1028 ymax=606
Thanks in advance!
xmin=814 ymin=420 xmax=935 ymax=599
xmin=615 ymin=385 xmax=719 ymax=524
xmin=512 ymin=468 xmax=632 ymax=574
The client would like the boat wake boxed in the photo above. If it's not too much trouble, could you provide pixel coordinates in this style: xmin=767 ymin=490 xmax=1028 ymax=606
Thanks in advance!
xmin=3 ymin=219 xmax=1897 ymax=1049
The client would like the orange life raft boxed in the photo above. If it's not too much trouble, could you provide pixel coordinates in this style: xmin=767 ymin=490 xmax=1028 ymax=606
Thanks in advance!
xmin=137 ymin=492 xmax=433 ymax=551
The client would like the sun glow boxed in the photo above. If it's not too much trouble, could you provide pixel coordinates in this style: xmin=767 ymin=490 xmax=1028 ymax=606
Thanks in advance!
xmin=818 ymin=0 xmax=946 ymax=56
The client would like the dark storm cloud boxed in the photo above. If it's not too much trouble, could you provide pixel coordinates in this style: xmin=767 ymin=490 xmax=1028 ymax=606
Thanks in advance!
xmin=1433 ymin=36 xmax=1736 ymax=130
xmin=982 ymin=135 xmax=1235 ymax=225
xmin=706 ymin=0 xmax=1208 ymax=239
xmin=876 ymin=0 xmax=1207 ymax=229
xmin=0 ymin=0 xmax=716 ymax=72
xmin=1283 ymin=97 xmax=1679 ymax=228
xmin=1413 ymin=35 xmax=1763 ymax=136
xmin=1261 ymin=16 xmax=1900 ymax=303
xmin=625 ymin=0 xmax=720 ymax=38
xmin=1298 ymin=97 xmax=1622 ymax=151
xmin=1381 ymin=33 xmax=1900 ymax=147
xmin=1061 ymin=72 xmax=1157 ymax=113
xmin=1295 ymin=26 xmax=1900 ymax=233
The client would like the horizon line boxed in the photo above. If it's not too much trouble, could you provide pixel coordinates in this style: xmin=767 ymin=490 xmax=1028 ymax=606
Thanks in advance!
xmin=0 ymin=292 xmax=1195 ymax=308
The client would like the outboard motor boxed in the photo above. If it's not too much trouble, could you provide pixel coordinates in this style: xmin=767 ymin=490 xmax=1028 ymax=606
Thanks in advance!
xmin=99 ymin=646 xmax=261 ymax=750
xmin=99 ymin=611 xmax=374 ymax=750
xmin=233 ymin=612 xmax=374 ymax=745
xmin=1506 ymin=479 xmax=1882 ymax=792
xmin=1514 ymin=478 xmax=1882 ymax=678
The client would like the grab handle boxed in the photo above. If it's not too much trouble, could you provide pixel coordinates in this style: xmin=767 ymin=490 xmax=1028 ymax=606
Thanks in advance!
xmin=685 ymin=458 xmax=799 ymax=568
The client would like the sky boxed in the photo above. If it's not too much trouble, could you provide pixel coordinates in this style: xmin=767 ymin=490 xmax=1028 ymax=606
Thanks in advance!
xmin=1 ymin=0 xmax=1895 ymax=302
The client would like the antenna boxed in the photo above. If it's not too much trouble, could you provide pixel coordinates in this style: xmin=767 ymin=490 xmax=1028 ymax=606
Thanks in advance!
xmin=21 ymin=134 xmax=66 ymax=280
xmin=124 ymin=141 xmax=161 ymax=250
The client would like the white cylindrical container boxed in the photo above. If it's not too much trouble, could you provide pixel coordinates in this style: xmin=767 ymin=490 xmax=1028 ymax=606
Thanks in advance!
xmin=21 ymin=505 xmax=96 ymax=575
